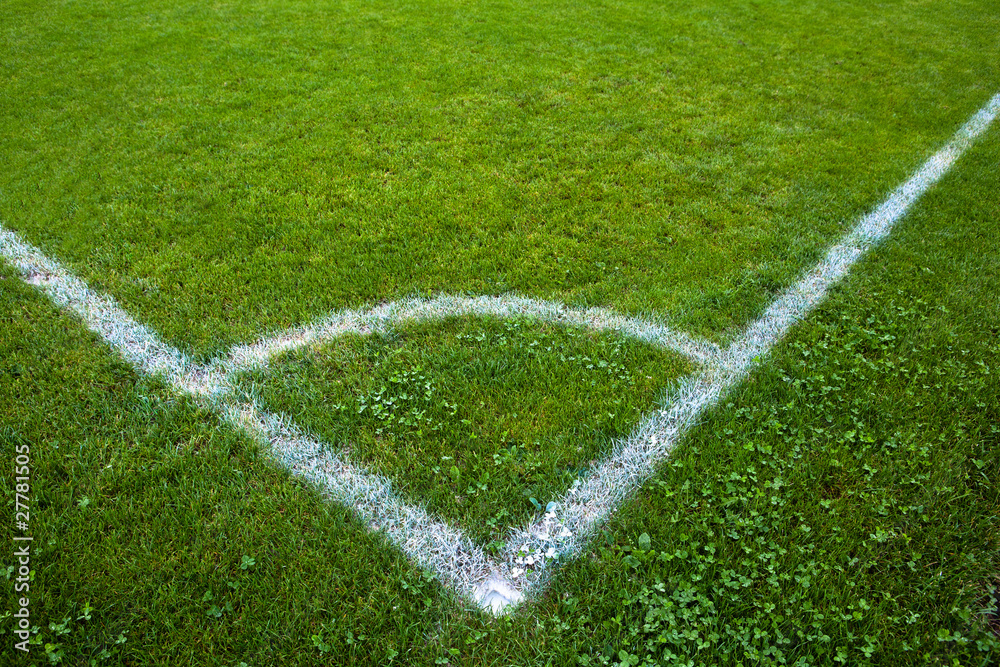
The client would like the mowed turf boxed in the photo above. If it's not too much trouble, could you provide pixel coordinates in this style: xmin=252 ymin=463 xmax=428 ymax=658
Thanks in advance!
xmin=234 ymin=317 xmax=692 ymax=544
xmin=2 ymin=0 xmax=1000 ymax=664
xmin=1 ymin=0 xmax=999 ymax=356
xmin=2 ymin=131 xmax=998 ymax=666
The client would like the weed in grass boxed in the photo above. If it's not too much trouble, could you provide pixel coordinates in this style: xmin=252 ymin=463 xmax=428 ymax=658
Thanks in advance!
xmin=550 ymin=299 xmax=1000 ymax=665
xmin=4 ymin=147 xmax=1000 ymax=660
xmin=234 ymin=316 xmax=692 ymax=543
xmin=2 ymin=1 xmax=1000 ymax=664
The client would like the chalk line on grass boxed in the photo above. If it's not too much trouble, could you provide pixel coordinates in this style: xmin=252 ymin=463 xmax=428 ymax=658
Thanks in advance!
xmin=220 ymin=400 xmax=508 ymax=606
xmin=2 ymin=90 xmax=997 ymax=615
xmin=495 ymin=90 xmax=1000 ymax=605
xmin=214 ymin=293 xmax=721 ymax=378
xmin=0 ymin=222 xmax=711 ymax=607
xmin=0 ymin=227 xmax=204 ymax=394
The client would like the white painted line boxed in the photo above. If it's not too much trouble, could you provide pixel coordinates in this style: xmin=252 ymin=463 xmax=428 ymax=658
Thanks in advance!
xmin=215 ymin=293 xmax=721 ymax=377
xmin=497 ymin=91 xmax=1000 ymax=605
xmin=2 ymin=90 xmax=997 ymax=616
xmin=0 ymin=226 xmax=707 ymax=607
xmin=0 ymin=227 xmax=204 ymax=394
xmin=220 ymin=401 xmax=509 ymax=606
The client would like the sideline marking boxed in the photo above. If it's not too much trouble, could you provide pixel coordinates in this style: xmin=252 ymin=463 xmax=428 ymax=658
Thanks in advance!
xmin=2 ymin=91 xmax=997 ymax=614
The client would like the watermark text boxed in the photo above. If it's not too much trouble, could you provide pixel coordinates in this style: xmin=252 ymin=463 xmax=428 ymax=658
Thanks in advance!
xmin=13 ymin=440 xmax=33 ymax=653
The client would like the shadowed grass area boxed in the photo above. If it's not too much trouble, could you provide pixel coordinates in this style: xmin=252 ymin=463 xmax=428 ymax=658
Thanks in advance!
xmin=2 ymin=0 xmax=999 ymax=355
xmin=235 ymin=317 xmax=692 ymax=544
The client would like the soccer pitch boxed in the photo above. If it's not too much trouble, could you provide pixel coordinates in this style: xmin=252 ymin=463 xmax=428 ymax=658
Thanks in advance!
xmin=2 ymin=0 xmax=1000 ymax=664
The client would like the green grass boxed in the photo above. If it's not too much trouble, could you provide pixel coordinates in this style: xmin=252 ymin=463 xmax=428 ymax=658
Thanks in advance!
xmin=235 ymin=317 xmax=691 ymax=544
xmin=2 ymin=0 xmax=1000 ymax=664
xmin=556 ymin=131 xmax=1000 ymax=666
xmin=3 ymin=136 xmax=999 ymax=665
xmin=2 ymin=0 xmax=999 ymax=356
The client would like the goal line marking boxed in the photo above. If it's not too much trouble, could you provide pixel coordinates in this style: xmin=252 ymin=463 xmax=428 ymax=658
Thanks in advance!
xmin=1 ymin=91 xmax=997 ymax=615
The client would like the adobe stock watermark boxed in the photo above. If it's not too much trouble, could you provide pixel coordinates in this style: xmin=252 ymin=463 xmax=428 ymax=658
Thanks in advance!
xmin=12 ymin=439 xmax=33 ymax=653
